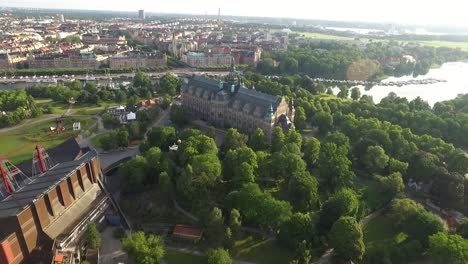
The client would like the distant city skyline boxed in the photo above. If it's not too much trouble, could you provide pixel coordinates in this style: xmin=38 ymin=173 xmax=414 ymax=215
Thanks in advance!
xmin=1 ymin=0 xmax=467 ymax=27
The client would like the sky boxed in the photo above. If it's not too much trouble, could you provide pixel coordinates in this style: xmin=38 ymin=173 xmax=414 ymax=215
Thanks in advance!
xmin=1 ymin=0 xmax=467 ymax=27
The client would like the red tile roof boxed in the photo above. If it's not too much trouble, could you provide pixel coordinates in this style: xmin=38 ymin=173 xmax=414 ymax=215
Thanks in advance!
xmin=173 ymin=225 xmax=203 ymax=240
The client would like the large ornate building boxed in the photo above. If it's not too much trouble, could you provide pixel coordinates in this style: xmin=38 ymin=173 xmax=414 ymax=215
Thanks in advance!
xmin=181 ymin=67 xmax=294 ymax=140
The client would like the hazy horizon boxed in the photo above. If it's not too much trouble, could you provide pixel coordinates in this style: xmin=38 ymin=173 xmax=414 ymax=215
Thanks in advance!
xmin=1 ymin=0 xmax=468 ymax=27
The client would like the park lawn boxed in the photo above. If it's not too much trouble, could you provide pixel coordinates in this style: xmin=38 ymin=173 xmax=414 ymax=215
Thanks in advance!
xmin=233 ymin=235 xmax=296 ymax=264
xmin=355 ymin=178 xmax=390 ymax=212
xmin=0 ymin=116 xmax=97 ymax=164
xmin=165 ymin=250 xmax=205 ymax=264
xmin=294 ymin=31 xmax=354 ymax=40
xmin=90 ymin=132 xmax=109 ymax=149
xmin=419 ymin=40 xmax=468 ymax=51
xmin=71 ymin=101 xmax=121 ymax=115
xmin=363 ymin=213 xmax=407 ymax=250
xmin=35 ymin=98 xmax=70 ymax=114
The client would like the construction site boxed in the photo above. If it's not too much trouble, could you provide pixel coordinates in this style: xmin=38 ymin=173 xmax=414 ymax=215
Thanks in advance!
xmin=0 ymin=118 xmax=122 ymax=264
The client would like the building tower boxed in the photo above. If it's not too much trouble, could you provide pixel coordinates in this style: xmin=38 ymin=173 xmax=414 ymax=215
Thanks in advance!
xmin=138 ymin=9 xmax=145 ymax=20
xmin=172 ymin=32 xmax=178 ymax=57
xmin=218 ymin=8 xmax=221 ymax=25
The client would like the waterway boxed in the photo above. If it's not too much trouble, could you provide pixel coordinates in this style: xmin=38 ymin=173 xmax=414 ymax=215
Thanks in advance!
xmin=359 ymin=62 xmax=468 ymax=105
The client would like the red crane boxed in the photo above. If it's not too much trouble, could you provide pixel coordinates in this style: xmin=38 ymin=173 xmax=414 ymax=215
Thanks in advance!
xmin=0 ymin=117 xmax=74 ymax=198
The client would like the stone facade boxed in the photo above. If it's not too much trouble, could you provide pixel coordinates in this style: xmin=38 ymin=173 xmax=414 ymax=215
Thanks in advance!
xmin=181 ymin=71 xmax=294 ymax=140
xmin=109 ymin=52 xmax=167 ymax=69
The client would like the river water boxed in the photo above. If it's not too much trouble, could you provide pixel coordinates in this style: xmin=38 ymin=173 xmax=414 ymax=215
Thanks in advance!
xmin=360 ymin=62 xmax=468 ymax=105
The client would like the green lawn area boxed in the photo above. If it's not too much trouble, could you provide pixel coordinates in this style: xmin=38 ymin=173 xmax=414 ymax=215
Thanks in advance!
xmin=165 ymin=250 xmax=205 ymax=264
xmin=35 ymin=98 xmax=70 ymax=114
xmin=0 ymin=116 xmax=97 ymax=164
xmin=419 ymin=40 xmax=468 ymax=51
xmin=71 ymin=102 xmax=121 ymax=115
xmin=355 ymin=178 xmax=390 ymax=212
xmin=363 ymin=213 xmax=403 ymax=247
xmin=90 ymin=132 xmax=110 ymax=149
xmin=233 ymin=235 xmax=296 ymax=264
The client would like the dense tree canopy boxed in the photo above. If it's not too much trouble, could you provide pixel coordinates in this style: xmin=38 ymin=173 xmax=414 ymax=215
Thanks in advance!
xmin=122 ymin=232 xmax=165 ymax=264
xmin=428 ymin=232 xmax=468 ymax=264
xmin=329 ymin=216 xmax=365 ymax=261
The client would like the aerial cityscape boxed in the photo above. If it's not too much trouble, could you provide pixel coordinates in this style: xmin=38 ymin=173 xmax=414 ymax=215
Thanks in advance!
xmin=0 ymin=2 xmax=467 ymax=264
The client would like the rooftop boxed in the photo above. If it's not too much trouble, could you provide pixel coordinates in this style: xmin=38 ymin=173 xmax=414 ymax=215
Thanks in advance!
xmin=0 ymin=150 xmax=98 ymax=219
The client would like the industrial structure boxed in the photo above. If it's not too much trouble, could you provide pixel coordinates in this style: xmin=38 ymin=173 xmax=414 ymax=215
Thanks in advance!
xmin=0 ymin=142 xmax=108 ymax=264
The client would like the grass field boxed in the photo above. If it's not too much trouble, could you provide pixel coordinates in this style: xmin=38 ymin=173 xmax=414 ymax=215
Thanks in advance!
xmin=363 ymin=213 xmax=403 ymax=248
xmin=165 ymin=251 xmax=205 ymax=264
xmin=0 ymin=116 xmax=97 ymax=164
xmin=419 ymin=40 xmax=468 ymax=51
xmin=233 ymin=235 xmax=296 ymax=264
xmin=35 ymin=98 xmax=70 ymax=114
xmin=90 ymin=132 xmax=109 ymax=149
xmin=35 ymin=98 xmax=121 ymax=116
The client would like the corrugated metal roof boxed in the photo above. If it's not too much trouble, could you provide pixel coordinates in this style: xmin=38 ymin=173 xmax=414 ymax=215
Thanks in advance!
xmin=0 ymin=150 xmax=98 ymax=219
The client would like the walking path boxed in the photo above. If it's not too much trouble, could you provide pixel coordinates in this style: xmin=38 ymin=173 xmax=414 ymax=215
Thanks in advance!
xmin=0 ymin=104 xmax=74 ymax=133
xmin=166 ymin=246 xmax=255 ymax=264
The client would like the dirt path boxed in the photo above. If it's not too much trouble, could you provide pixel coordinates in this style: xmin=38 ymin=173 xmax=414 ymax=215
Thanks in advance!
xmin=166 ymin=246 xmax=255 ymax=264
xmin=0 ymin=104 xmax=74 ymax=133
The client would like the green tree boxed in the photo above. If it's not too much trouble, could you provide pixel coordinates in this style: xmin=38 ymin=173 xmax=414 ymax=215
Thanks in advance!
xmin=223 ymin=147 xmax=257 ymax=181
xmin=123 ymin=231 xmax=165 ymax=264
xmin=280 ymin=57 xmax=299 ymax=74
xmin=169 ymin=104 xmax=188 ymax=125
xmin=207 ymin=248 xmax=232 ymax=264
xmin=86 ymin=223 xmax=101 ymax=249
xmin=302 ymin=137 xmax=320 ymax=167
xmin=319 ymin=143 xmax=355 ymax=191
xmin=235 ymin=162 xmax=255 ymax=187
xmin=459 ymin=218 xmax=468 ymax=239
xmin=363 ymin=145 xmax=390 ymax=173
xmin=294 ymin=106 xmax=307 ymax=130
xmin=388 ymin=158 xmax=409 ymax=175
xmin=329 ymin=216 xmax=365 ymax=261
xmin=389 ymin=198 xmax=445 ymax=245
xmin=271 ymin=126 xmax=286 ymax=152
xmin=116 ymin=129 xmax=129 ymax=148
xmin=312 ymin=111 xmax=333 ymax=134
xmin=249 ymin=128 xmax=267 ymax=151
xmin=319 ymin=188 xmax=359 ymax=231
xmin=227 ymin=183 xmax=292 ymax=229
xmin=350 ymin=87 xmax=361 ymax=101
xmin=133 ymin=71 xmax=152 ymax=89
xmin=206 ymin=207 xmax=226 ymax=246
xmin=147 ymin=126 xmax=177 ymax=150
xmin=229 ymin=209 xmax=242 ymax=238
xmin=278 ymin=212 xmax=316 ymax=249
xmin=379 ymin=172 xmax=405 ymax=197
xmin=337 ymin=87 xmax=349 ymax=98
xmin=191 ymin=154 xmax=222 ymax=187
xmin=158 ymin=73 xmax=180 ymax=96
xmin=428 ymin=232 xmax=468 ymax=264
xmin=287 ymin=171 xmax=319 ymax=212
xmin=159 ymin=171 xmax=173 ymax=199
xmin=99 ymin=133 xmax=116 ymax=151
xmin=222 ymin=128 xmax=248 ymax=153
xmin=179 ymin=134 xmax=218 ymax=165
xmin=120 ymin=156 xmax=148 ymax=192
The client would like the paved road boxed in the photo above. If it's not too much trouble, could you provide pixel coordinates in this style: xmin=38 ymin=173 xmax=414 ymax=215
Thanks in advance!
xmin=99 ymin=226 xmax=128 ymax=264
xmin=0 ymin=69 xmax=230 ymax=82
